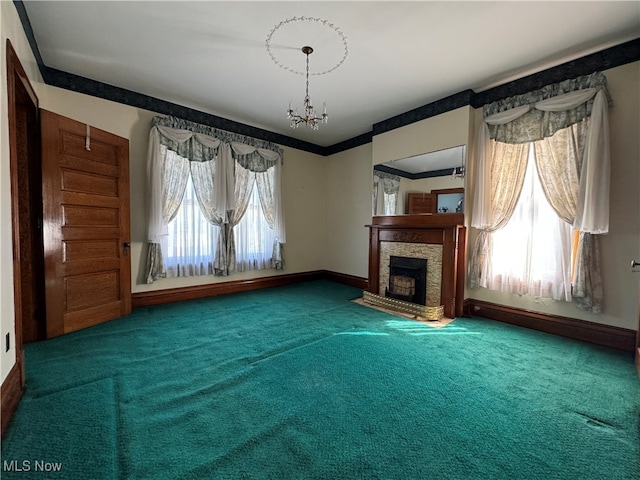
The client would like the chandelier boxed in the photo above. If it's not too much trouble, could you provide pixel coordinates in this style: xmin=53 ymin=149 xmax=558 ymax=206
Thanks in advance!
xmin=451 ymin=146 xmax=466 ymax=179
xmin=451 ymin=166 xmax=465 ymax=179
xmin=286 ymin=46 xmax=328 ymax=130
xmin=266 ymin=16 xmax=347 ymax=132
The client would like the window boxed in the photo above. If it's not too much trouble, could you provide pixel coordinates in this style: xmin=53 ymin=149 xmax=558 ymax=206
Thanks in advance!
xmin=470 ymin=74 xmax=609 ymax=311
xmin=487 ymin=145 xmax=572 ymax=300
xmin=383 ymin=192 xmax=398 ymax=215
xmin=234 ymin=182 xmax=277 ymax=272
xmin=145 ymin=118 xmax=285 ymax=284
xmin=164 ymin=168 xmax=277 ymax=278
xmin=164 ymin=174 xmax=219 ymax=277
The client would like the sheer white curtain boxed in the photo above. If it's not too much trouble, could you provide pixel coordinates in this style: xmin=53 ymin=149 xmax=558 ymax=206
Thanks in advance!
xmin=255 ymin=164 xmax=285 ymax=268
xmin=487 ymin=146 xmax=572 ymax=300
xmin=472 ymin=87 xmax=610 ymax=233
xmin=234 ymin=184 xmax=277 ymax=271
xmin=217 ymin=161 xmax=255 ymax=276
xmin=164 ymin=174 xmax=220 ymax=277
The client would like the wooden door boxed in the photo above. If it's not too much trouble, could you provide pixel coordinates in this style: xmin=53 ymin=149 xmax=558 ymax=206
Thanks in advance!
xmin=407 ymin=192 xmax=436 ymax=214
xmin=41 ymin=110 xmax=131 ymax=337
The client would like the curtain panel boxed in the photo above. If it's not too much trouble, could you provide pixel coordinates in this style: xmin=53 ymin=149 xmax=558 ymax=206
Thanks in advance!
xmin=145 ymin=116 xmax=285 ymax=283
xmin=372 ymin=171 xmax=400 ymax=216
xmin=470 ymin=72 xmax=611 ymax=312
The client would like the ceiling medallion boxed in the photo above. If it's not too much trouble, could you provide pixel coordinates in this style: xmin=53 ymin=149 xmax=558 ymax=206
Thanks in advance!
xmin=265 ymin=16 xmax=349 ymax=76
xmin=266 ymin=17 xmax=348 ymax=130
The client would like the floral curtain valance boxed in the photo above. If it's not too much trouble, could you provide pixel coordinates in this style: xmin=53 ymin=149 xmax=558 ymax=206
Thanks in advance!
xmin=147 ymin=117 xmax=285 ymax=235
xmin=473 ymin=72 xmax=610 ymax=234
xmin=152 ymin=116 xmax=283 ymax=173
xmin=153 ymin=115 xmax=284 ymax=158
xmin=373 ymin=170 xmax=401 ymax=195
xmin=484 ymin=71 xmax=611 ymax=144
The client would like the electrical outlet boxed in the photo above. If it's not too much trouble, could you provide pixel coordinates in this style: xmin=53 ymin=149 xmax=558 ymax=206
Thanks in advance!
xmin=5 ymin=333 xmax=9 ymax=352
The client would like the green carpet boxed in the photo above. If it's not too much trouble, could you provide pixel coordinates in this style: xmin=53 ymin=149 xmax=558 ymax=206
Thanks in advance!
xmin=2 ymin=281 xmax=639 ymax=479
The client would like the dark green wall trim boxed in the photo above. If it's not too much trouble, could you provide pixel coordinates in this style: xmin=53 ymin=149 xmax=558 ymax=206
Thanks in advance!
xmin=12 ymin=1 xmax=46 ymax=76
xmin=373 ymin=90 xmax=475 ymax=136
xmin=324 ymin=131 xmax=374 ymax=156
xmin=43 ymin=67 xmax=326 ymax=156
xmin=13 ymin=1 xmax=640 ymax=157
xmin=473 ymin=38 xmax=640 ymax=108
xmin=373 ymin=164 xmax=455 ymax=180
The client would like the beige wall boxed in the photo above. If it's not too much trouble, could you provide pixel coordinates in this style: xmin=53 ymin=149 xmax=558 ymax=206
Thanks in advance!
xmin=372 ymin=106 xmax=473 ymax=167
xmin=1 ymin=1 xmax=46 ymax=382
xmin=324 ymin=143 xmax=372 ymax=278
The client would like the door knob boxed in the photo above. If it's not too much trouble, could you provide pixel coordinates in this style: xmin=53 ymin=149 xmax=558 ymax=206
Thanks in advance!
xmin=632 ymin=260 xmax=640 ymax=271
xmin=123 ymin=242 xmax=131 ymax=255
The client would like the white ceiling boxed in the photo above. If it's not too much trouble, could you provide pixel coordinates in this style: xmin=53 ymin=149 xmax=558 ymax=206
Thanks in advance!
xmin=378 ymin=145 xmax=466 ymax=174
xmin=23 ymin=1 xmax=640 ymax=148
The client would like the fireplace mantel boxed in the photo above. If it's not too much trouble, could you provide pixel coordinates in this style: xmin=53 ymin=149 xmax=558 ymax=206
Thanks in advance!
xmin=366 ymin=214 xmax=466 ymax=318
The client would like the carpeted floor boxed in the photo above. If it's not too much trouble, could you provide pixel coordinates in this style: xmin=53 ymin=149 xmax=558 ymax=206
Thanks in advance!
xmin=2 ymin=281 xmax=639 ymax=479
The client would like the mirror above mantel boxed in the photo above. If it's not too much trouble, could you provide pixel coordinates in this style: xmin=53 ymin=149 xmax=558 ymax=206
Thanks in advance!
xmin=372 ymin=145 xmax=466 ymax=216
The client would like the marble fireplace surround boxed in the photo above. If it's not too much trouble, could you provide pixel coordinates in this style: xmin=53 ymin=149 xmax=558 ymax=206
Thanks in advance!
xmin=366 ymin=214 xmax=466 ymax=318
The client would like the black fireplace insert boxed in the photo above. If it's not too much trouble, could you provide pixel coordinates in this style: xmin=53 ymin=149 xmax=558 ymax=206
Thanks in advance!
xmin=385 ymin=256 xmax=427 ymax=305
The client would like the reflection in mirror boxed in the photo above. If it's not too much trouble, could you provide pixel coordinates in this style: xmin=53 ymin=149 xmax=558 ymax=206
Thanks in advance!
xmin=372 ymin=171 xmax=401 ymax=215
xmin=434 ymin=189 xmax=464 ymax=213
xmin=373 ymin=145 xmax=466 ymax=216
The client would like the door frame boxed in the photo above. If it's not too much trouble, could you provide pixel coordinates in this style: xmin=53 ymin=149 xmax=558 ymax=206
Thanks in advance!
xmin=1 ymin=39 xmax=40 ymax=435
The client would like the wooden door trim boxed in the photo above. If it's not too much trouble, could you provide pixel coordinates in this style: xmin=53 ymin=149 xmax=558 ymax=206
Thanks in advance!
xmin=1 ymin=363 xmax=23 ymax=435
xmin=3 ymin=39 xmax=39 ymax=436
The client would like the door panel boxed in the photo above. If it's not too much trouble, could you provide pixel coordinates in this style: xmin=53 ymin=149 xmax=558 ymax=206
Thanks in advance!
xmin=41 ymin=110 xmax=131 ymax=337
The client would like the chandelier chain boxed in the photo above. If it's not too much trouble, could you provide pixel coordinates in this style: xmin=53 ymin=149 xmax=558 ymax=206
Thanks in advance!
xmin=305 ymin=54 xmax=310 ymax=99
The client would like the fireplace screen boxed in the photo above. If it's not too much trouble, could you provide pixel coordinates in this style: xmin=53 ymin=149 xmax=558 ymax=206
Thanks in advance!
xmin=385 ymin=256 xmax=427 ymax=305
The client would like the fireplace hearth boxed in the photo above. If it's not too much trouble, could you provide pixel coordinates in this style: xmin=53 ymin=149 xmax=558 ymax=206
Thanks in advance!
xmin=385 ymin=256 xmax=427 ymax=305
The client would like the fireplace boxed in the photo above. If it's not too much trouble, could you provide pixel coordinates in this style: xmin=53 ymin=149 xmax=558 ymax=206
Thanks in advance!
xmin=385 ymin=256 xmax=427 ymax=305
xmin=365 ymin=213 xmax=466 ymax=319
